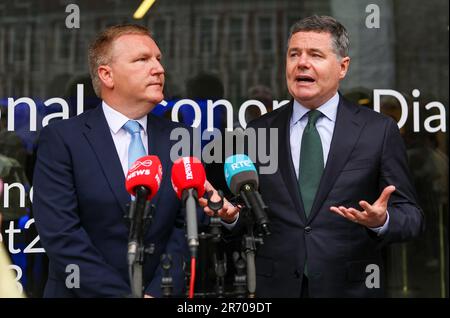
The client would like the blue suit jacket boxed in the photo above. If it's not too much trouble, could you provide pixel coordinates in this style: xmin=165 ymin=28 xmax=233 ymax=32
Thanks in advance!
xmin=33 ymin=106 xmax=192 ymax=297
xmin=246 ymin=97 xmax=424 ymax=297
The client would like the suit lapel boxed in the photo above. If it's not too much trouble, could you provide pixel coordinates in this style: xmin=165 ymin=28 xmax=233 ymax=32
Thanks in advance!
xmin=83 ymin=106 xmax=130 ymax=215
xmin=146 ymin=113 xmax=171 ymax=205
xmin=274 ymin=101 xmax=307 ymax=223
xmin=307 ymin=98 xmax=367 ymax=222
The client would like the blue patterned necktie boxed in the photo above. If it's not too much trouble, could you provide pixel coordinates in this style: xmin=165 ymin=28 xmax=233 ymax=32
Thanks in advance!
xmin=122 ymin=120 xmax=146 ymax=169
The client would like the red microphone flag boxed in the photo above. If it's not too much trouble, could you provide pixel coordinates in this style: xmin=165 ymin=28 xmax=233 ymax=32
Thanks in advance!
xmin=125 ymin=155 xmax=162 ymax=201
xmin=171 ymin=157 xmax=206 ymax=199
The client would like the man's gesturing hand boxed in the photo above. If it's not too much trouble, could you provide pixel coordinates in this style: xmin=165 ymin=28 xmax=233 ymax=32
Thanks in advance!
xmin=330 ymin=185 xmax=396 ymax=228
xmin=198 ymin=180 xmax=240 ymax=223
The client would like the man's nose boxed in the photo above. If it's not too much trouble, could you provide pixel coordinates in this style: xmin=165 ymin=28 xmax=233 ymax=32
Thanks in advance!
xmin=297 ymin=54 xmax=311 ymax=69
xmin=151 ymin=59 xmax=165 ymax=75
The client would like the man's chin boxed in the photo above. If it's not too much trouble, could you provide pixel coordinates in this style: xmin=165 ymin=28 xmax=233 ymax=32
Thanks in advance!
xmin=293 ymin=93 xmax=316 ymax=103
xmin=293 ymin=94 xmax=324 ymax=108
xmin=147 ymin=94 xmax=164 ymax=106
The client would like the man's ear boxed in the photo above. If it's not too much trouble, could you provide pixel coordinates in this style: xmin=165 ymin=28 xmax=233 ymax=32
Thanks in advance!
xmin=98 ymin=65 xmax=114 ymax=89
xmin=339 ymin=56 xmax=350 ymax=79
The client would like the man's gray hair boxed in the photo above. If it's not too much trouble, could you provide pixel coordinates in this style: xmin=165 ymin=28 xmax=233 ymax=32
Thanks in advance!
xmin=288 ymin=15 xmax=349 ymax=58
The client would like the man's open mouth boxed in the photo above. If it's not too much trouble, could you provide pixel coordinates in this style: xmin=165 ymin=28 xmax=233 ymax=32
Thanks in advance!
xmin=295 ymin=75 xmax=315 ymax=83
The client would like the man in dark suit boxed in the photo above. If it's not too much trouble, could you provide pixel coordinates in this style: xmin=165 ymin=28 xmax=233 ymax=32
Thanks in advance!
xmin=239 ymin=16 xmax=423 ymax=297
xmin=33 ymin=25 xmax=196 ymax=297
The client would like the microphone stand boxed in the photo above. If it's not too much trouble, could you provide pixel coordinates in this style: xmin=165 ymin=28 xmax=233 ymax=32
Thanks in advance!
xmin=160 ymin=254 xmax=173 ymax=297
xmin=232 ymin=251 xmax=247 ymax=298
xmin=240 ymin=204 xmax=264 ymax=298
xmin=236 ymin=185 xmax=271 ymax=297
xmin=125 ymin=186 xmax=155 ymax=298
xmin=189 ymin=191 xmax=227 ymax=298
xmin=208 ymin=191 xmax=226 ymax=298
xmin=213 ymin=248 xmax=227 ymax=298
xmin=182 ymin=189 xmax=270 ymax=298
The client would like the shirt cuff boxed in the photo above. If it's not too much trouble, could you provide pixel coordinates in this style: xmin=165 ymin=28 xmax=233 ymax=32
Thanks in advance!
xmin=220 ymin=213 xmax=239 ymax=230
xmin=368 ymin=210 xmax=390 ymax=236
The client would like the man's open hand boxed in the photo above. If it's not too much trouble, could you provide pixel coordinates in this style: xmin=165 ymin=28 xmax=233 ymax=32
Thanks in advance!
xmin=330 ymin=185 xmax=395 ymax=228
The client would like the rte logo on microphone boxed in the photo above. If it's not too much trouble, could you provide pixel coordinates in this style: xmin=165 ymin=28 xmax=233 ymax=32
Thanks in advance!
xmin=231 ymin=160 xmax=253 ymax=170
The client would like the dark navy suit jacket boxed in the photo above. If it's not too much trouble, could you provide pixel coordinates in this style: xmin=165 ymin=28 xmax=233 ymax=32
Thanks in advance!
xmin=33 ymin=105 xmax=193 ymax=297
xmin=246 ymin=96 xmax=424 ymax=297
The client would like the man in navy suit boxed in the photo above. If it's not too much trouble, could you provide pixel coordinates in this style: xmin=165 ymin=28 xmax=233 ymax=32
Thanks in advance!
xmin=232 ymin=16 xmax=423 ymax=297
xmin=33 ymin=25 xmax=198 ymax=297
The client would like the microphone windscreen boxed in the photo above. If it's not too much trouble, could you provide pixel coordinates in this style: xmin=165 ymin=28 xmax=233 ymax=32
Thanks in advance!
xmin=224 ymin=154 xmax=258 ymax=195
xmin=125 ymin=155 xmax=162 ymax=200
xmin=171 ymin=157 xmax=206 ymax=199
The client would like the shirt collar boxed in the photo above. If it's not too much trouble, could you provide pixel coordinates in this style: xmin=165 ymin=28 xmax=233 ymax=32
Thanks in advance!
xmin=102 ymin=101 xmax=148 ymax=134
xmin=291 ymin=92 xmax=339 ymax=125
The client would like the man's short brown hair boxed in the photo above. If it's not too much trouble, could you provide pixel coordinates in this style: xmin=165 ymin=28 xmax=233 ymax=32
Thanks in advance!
xmin=288 ymin=15 xmax=349 ymax=58
xmin=88 ymin=24 xmax=152 ymax=97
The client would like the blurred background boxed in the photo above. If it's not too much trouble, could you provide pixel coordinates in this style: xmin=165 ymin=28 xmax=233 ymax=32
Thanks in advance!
xmin=0 ymin=0 xmax=448 ymax=298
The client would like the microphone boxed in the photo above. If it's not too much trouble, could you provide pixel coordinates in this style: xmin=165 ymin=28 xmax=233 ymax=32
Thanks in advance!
xmin=125 ymin=155 xmax=162 ymax=265
xmin=224 ymin=154 xmax=270 ymax=236
xmin=171 ymin=157 xmax=206 ymax=257
xmin=125 ymin=155 xmax=162 ymax=199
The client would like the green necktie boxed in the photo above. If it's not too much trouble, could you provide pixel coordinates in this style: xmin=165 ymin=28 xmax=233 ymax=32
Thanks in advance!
xmin=299 ymin=110 xmax=324 ymax=217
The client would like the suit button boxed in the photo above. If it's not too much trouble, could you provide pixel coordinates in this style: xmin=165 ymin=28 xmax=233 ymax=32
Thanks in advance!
xmin=304 ymin=226 xmax=312 ymax=233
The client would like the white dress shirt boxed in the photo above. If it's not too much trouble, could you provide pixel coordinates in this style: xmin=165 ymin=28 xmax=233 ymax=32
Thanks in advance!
xmin=102 ymin=101 xmax=149 ymax=176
